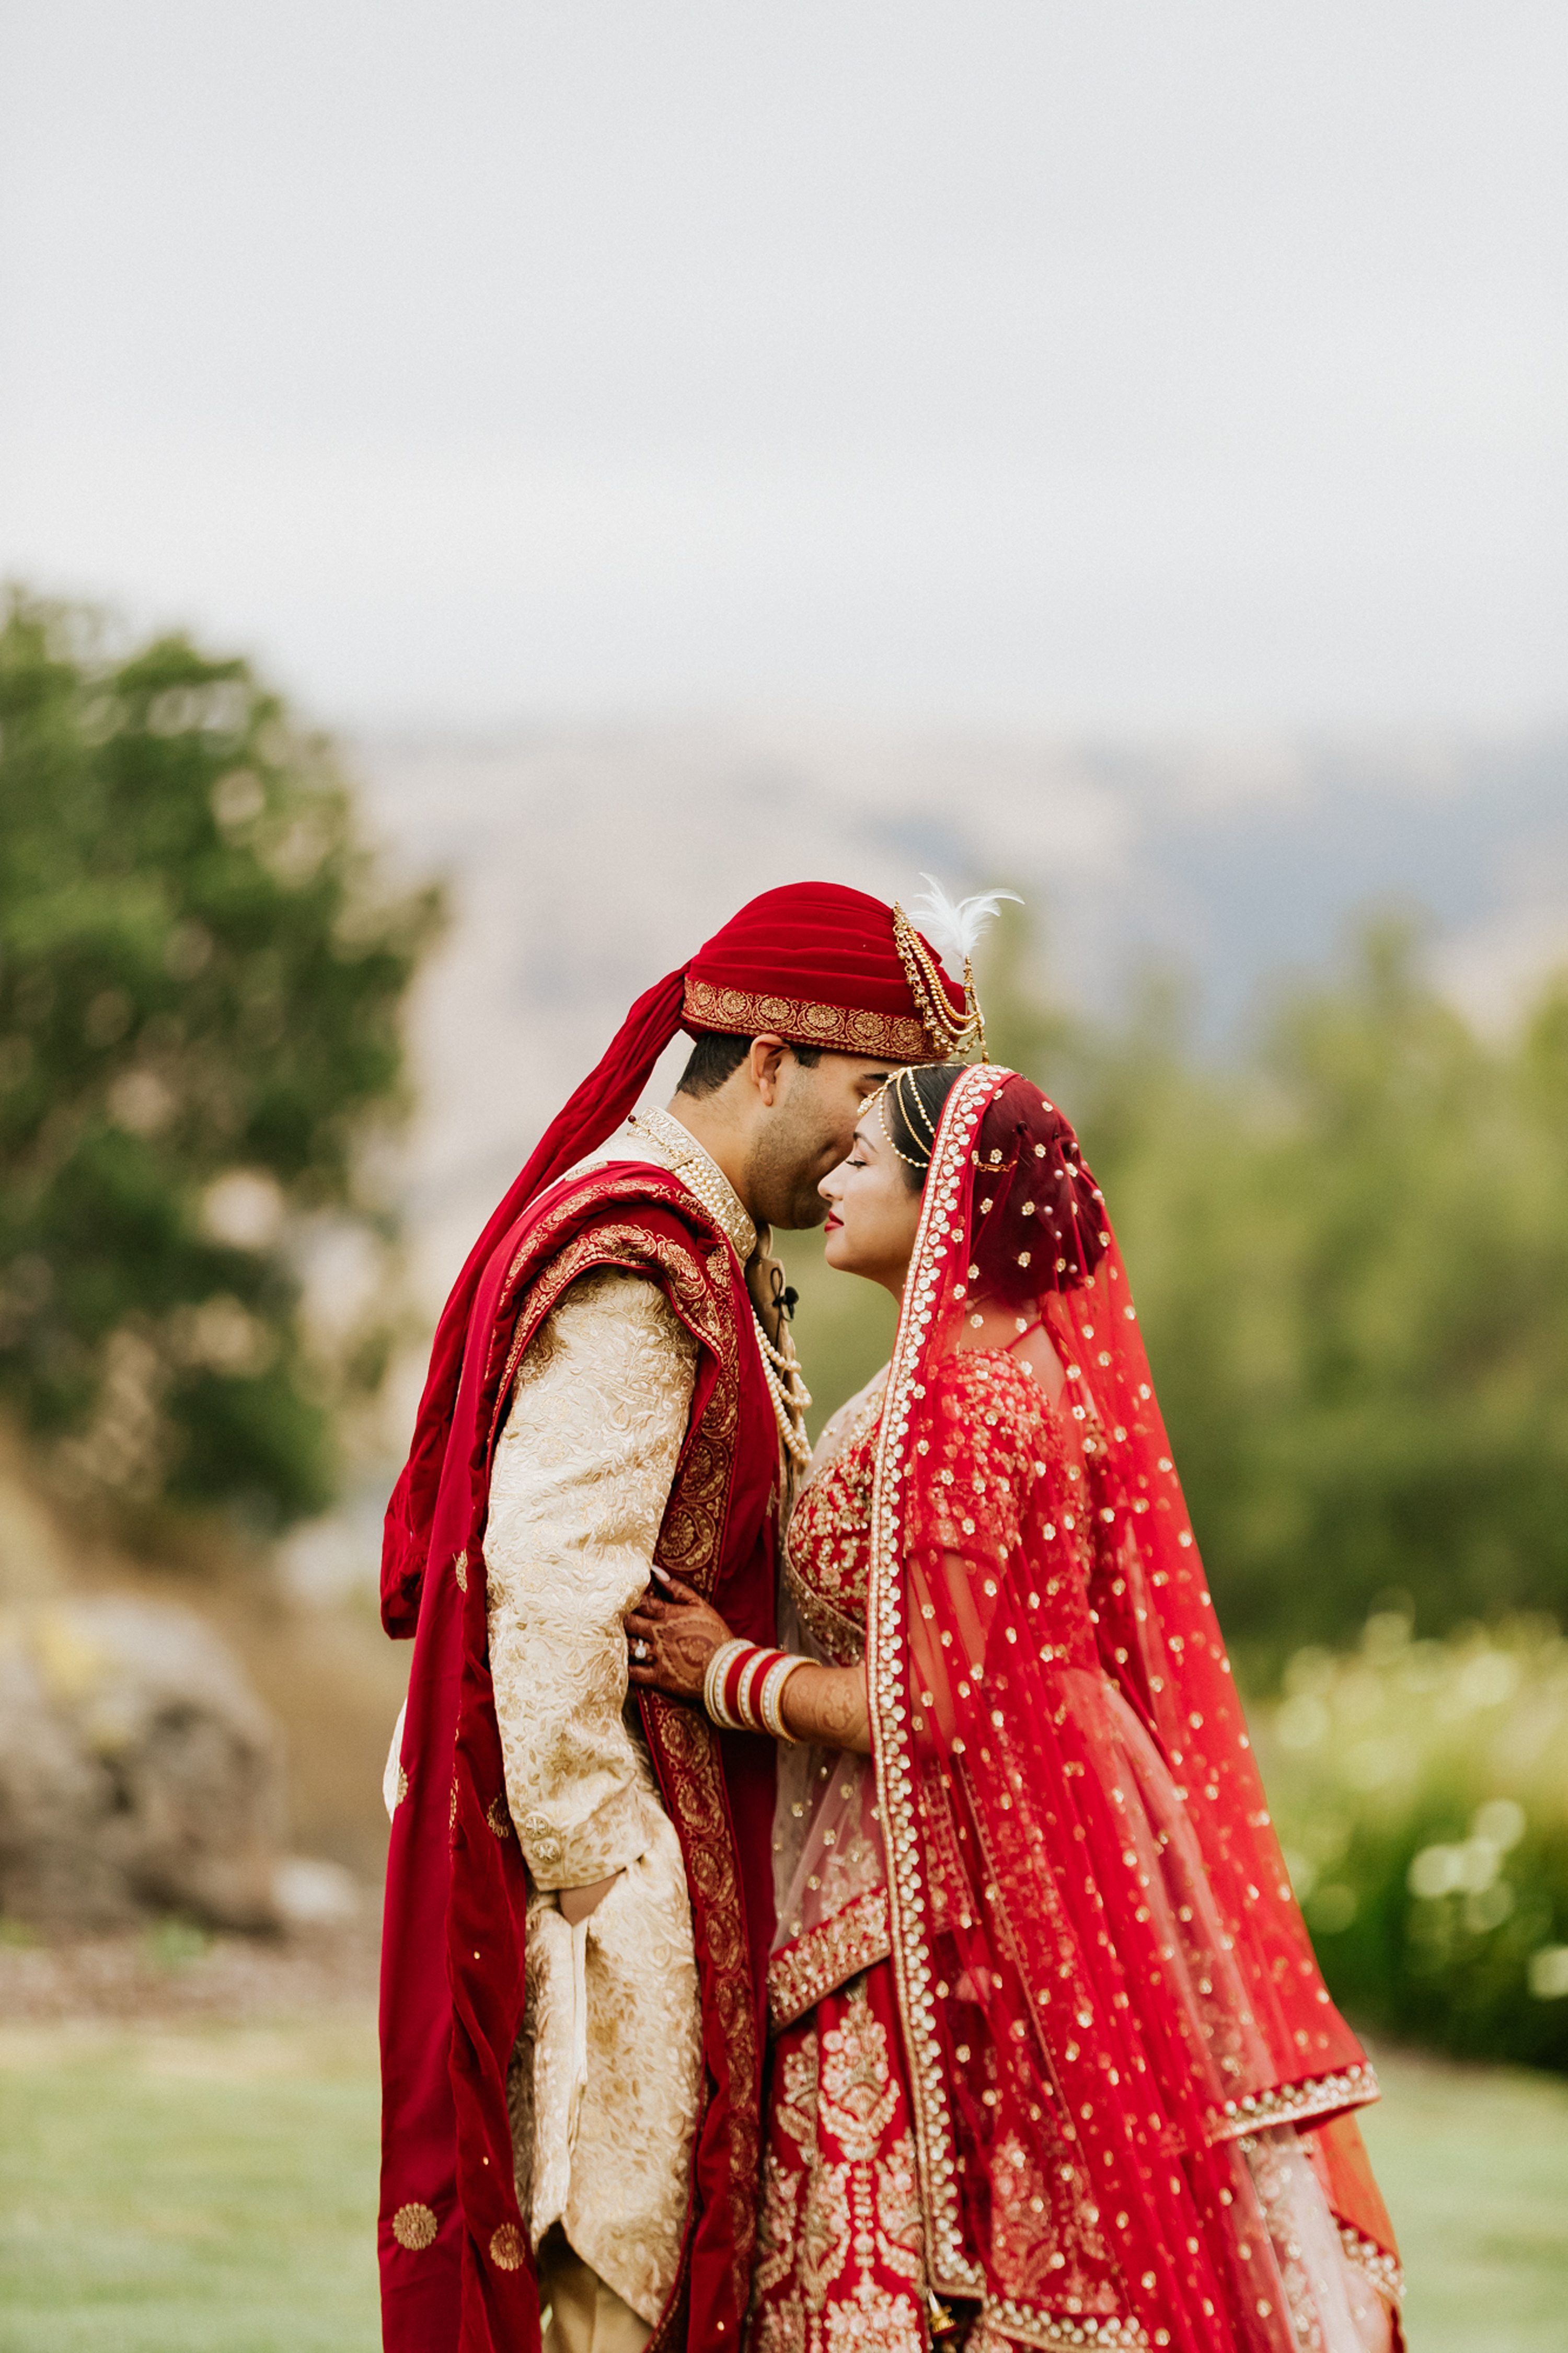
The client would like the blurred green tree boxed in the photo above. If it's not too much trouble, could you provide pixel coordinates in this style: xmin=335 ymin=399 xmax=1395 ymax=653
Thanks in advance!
xmin=984 ymin=904 xmax=1568 ymax=1659
xmin=0 ymin=591 xmax=442 ymax=1539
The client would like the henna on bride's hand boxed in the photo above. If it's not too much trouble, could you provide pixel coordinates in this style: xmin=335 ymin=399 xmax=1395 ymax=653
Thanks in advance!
xmin=625 ymin=1586 xmax=732 ymax=1703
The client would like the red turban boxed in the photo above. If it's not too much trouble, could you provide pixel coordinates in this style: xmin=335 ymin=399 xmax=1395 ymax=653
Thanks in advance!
xmin=383 ymin=880 xmax=967 ymax=1627
xmin=683 ymin=878 xmax=963 ymax=1061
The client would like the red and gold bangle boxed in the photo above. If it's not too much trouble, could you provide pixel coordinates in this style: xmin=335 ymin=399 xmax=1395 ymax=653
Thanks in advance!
xmin=733 ymin=1646 xmax=773 ymax=1731
xmin=758 ymin=1652 xmax=810 ymax=1742
xmin=702 ymin=1640 xmax=812 ymax=1740
xmin=702 ymin=1638 xmax=754 ymax=1731
xmin=719 ymin=1643 xmax=764 ymax=1728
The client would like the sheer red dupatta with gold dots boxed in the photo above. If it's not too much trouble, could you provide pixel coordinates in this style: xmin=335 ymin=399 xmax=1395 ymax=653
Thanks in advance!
xmin=865 ymin=1066 xmax=1399 ymax=2352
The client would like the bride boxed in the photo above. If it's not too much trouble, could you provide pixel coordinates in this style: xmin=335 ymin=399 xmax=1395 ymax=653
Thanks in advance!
xmin=628 ymin=1059 xmax=1402 ymax=2353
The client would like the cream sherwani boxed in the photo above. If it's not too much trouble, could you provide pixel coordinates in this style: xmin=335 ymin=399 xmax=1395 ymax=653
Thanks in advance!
xmin=485 ymin=1114 xmax=759 ymax=2338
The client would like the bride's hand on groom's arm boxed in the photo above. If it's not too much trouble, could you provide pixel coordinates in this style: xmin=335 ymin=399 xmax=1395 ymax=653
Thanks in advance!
xmin=625 ymin=1571 xmax=731 ymax=1700
xmin=626 ymin=1577 xmax=872 ymax=1754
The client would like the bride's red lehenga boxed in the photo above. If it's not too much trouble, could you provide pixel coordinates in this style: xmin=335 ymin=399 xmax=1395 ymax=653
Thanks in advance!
xmin=751 ymin=1067 xmax=1402 ymax=2353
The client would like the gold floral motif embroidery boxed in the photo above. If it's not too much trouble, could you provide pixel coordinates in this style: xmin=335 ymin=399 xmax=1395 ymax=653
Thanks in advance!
xmin=493 ymin=1214 xmax=728 ymax=1432
xmin=683 ymin=976 xmax=932 ymax=1063
xmin=489 ymin=2222 xmax=526 ymax=2270
xmin=485 ymin=1794 xmax=511 ymax=1840
xmin=822 ymin=2276 xmax=921 ymax=2351
xmin=453 ymin=1547 xmax=468 ymax=1592
xmin=798 ymin=2159 xmax=854 ymax=2311
xmin=774 ymin=2035 xmax=822 ymax=2150
xmin=817 ymin=1985 xmax=902 ymax=2164
xmin=752 ymin=1980 xmax=927 ymax=2352
xmin=873 ymin=2132 xmax=923 ymax=2285
xmin=751 ymin=2293 xmax=807 ymax=2353
xmin=768 ymin=1890 xmax=891 ymax=2031
xmin=390 ymin=2200 xmax=437 ymax=2250
xmin=754 ymin=2156 xmax=805 ymax=2302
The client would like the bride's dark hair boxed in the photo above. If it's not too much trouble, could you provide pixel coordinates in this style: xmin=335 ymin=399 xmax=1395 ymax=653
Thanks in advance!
xmin=882 ymin=1061 xmax=969 ymax=1175
xmin=883 ymin=1063 xmax=1108 ymax=1303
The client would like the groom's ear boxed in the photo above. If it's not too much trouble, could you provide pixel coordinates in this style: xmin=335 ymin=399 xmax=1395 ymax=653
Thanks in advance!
xmin=747 ymin=1034 xmax=790 ymax=1106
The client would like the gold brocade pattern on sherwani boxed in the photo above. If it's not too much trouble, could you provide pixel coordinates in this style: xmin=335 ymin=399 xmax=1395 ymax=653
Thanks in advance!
xmin=488 ymin=1265 xmax=704 ymax=2326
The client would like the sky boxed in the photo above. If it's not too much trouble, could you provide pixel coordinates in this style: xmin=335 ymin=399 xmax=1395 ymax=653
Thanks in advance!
xmin=3 ymin=3 xmax=1565 ymax=735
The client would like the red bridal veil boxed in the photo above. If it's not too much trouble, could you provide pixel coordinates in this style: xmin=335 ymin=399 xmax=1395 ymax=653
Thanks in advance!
xmin=866 ymin=1066 xmax=1386 ymax=2351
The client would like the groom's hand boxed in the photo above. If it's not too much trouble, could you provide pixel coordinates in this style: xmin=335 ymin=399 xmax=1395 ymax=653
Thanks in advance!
xmin=625 ymin=1572 xmax=730 ymax=1701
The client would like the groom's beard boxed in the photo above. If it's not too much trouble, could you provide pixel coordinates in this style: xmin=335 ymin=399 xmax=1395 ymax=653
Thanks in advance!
xmin=745 ymin=1113 xmax=839 ymax=1232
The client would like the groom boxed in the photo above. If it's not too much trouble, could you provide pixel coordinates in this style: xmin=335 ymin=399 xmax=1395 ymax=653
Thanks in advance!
xmin=377 ymin=881 xmax=972 ymax=2353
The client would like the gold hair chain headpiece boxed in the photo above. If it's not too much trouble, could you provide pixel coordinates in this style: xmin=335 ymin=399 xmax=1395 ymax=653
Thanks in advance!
xmin=876 ymin=1065 xmax=940 ymax=1169
xmin=892 ymin=902 xmax=989 ymax=1061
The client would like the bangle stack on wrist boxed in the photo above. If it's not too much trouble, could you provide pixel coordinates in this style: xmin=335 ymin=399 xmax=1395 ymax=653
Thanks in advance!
xmin=702 ymin=1638 xmax=810 ymax=1742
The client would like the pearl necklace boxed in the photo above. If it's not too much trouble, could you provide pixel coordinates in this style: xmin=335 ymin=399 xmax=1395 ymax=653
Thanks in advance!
xmin=628 ymin=1109 xmax=813 ymax=1472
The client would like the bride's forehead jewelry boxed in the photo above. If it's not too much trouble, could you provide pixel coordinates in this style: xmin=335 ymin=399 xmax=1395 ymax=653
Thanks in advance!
xmin=894 ymin=1066 xmax=938 ymax=1147
xmin=875 ymin=1074 xmax=928 ymax=1169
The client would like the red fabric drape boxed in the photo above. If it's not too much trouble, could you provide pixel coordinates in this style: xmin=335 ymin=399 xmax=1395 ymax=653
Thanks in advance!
xmin=381 ymin=966 xmax=689 ymax=1638
xmin=378 ymin=1162 xmax=779 ymax=2353
xmin=866 ymin=1068 xmax=1393 ymax=2351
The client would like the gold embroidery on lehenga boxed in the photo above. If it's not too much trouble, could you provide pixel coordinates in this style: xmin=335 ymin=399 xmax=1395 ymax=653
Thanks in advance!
xmin=873 ymin=2132 xmax=923 ymax=2286
xmin=768 ymin=1889 xmax=892 ymax=2030
xmin=752 ymin=1981 xmax=927 ymax=2353
xmin=799 ymin=2160 xmax=853 ymax=2312
xmin=783 ymin=1384 xmax=883 ymax=1664
xmin=818 ymin=1984 xmax=901 ymax=2161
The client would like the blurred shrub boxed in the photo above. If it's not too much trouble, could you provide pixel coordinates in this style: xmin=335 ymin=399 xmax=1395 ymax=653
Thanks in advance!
xmin=982 ymin=903 xmax=1568 ymax=1655
xmin=0 ymin=591 xmax=442 ymax=1537
xmin=1255 ymin=1613 xmax=1568 ymax=2071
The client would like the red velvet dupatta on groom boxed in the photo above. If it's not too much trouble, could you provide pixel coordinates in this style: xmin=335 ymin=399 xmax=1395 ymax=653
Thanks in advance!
xmin=377 ymin=1160 xmax=780 ymax=2353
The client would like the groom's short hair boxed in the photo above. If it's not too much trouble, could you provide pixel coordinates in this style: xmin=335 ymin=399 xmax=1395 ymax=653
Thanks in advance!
xmin=675 ymin=1030 xmax=823 ymax=1099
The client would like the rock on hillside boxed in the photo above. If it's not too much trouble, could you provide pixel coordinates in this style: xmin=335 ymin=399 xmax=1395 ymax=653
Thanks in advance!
xmin=0 ymin=1598 xmax=284 ymax=1932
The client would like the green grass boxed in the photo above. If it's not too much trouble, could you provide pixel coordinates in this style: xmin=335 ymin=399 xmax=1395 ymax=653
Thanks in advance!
xmin=0 ymin=2016 xmax=380 ymax=2353
xmin=1362 ymin=2049 xmax=1568 ymax=2352
xmin=1 ymin=2018 xmax=1564 ymax=2350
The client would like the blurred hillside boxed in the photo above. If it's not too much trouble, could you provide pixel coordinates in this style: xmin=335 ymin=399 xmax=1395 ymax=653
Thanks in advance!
xmin=354 ymin=721 xmax=1568 ymax=1326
